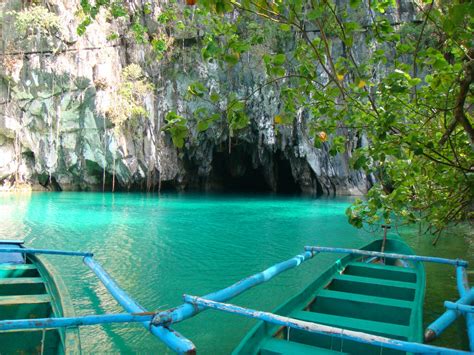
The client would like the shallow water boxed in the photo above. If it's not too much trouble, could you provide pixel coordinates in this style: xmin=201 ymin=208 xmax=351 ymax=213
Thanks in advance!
xmin=0 ymin=192 xmax=471 ymax=353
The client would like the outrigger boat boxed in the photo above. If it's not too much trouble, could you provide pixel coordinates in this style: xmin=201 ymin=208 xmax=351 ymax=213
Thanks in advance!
xmin=0 ymin=240 xmax=80 ymax=354
xmin=233 ymin=238 xmax=424 ymax=354
xmin=0 ymin=236 xmax=472 ymax=354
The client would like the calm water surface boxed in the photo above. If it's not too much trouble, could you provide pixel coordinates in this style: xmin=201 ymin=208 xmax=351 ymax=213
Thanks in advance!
xmin=0 ymin=192 xmax=471 ymax=353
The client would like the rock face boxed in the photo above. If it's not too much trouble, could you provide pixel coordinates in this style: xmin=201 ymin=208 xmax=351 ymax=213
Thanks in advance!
xmin=0 ymin=0 xmax=416 ymax=194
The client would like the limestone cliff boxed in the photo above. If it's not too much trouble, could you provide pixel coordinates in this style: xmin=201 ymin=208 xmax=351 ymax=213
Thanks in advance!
xmin=0 ymin=0 xmax=417 ymax=194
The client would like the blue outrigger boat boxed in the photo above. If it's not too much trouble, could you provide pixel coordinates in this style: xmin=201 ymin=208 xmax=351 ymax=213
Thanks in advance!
xmin=0 ymin=237 xmax=472 ymax=354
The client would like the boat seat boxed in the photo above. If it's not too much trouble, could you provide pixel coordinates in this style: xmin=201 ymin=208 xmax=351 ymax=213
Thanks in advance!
xmin=0 ymin=294 xmax=51 ymax=306
xmin=309 ymin=289 xmax=413 ymax=325
xmin=0 ymin=264 xmax=39 ymax=278
xmin=260 ymin=338 xmax=348 ymax=355
xmin=0 ymin=277 xmax=44 ymax=285
xmin=343 ymin=262 xmax=417 ymax=283
xmin=328 ymin=274 xmax=416 ymax=301
xmin=0 ymin=294 xmax=52 ymax=319
xmin=291 ymin=310 xmax=410 ymax=340
xmin=0 ymin=244 xmax=25 ymax=264
xmin=0 ymin=264 xmax=36 ymax=270
xmin=0 ymin=277 xmax=46 ymax=296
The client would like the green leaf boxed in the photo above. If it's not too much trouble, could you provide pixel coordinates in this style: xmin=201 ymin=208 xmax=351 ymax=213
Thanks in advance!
xmin=110 ymin=3 xmax=127 ymax=18
xmin=229 ymin=100 xmax=245 ymax=112
xmin=215 ymin=0 xmax=232 ymax=14
xmin=202 ymin=41 xmax=220 ymax=60
xmin=349 ymin=0 xmax=362 ymax=8
xmin=224 ymin=53 xmax=239 ymax=65
xmin=413 ymin=147 xmax=423 ymax=156
xmin=151 ymin=38 xmax=167 ymax=54
xmin=164 ymin=111 xmax=188 ymax=148
xmin=210 ymin=92 xmax=220 ymax=103
xmin=197 ymin=120 xmax=209 ymax=132
xmin=273 ymin=67 xmax=286 ymax=77
xmin=273 ymin=53 xmax=286 ymax=66
xmin=188 ymin=82 xmax=207 ymax=97
xmin=106 ymin=32 xmax=120 ymax=41
xmin=80 ymin=0 xmax=92 ymax=13
xmin=143 ymin=3 xmax=152 ymax=15
xmin=307 ymin=8 xmax=323 ymax=20
xmin=262 ymin=54 xmax=272 ymax=65
xmin=353 ymin=155 xmax=367 ymax=170
xmin=77 ymin=18 xmax=91 ymax=36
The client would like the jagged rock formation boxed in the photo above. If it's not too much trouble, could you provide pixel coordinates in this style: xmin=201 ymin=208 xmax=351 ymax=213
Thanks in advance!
xmin=0 ymin=0 xmax=417 ymax=194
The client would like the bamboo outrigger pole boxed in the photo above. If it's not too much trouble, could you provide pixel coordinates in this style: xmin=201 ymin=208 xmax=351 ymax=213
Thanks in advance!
xmin=183 ymin=295 xmax=471 ymax=355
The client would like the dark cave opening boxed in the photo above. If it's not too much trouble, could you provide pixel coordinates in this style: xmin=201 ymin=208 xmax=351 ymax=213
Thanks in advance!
xmin=208 ymin=145 xmax=302 ymax=194
xmin=211 ymin=150 xmax=272 ymax=192
xmin=276 ymin=154 xmax=301 ymax=194
xmin=37 ymin=174 xmax=62 ymax=191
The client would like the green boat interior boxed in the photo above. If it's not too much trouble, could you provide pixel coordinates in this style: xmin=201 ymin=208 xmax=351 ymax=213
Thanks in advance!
xmin=235 ymin=239 xmax=425 ymax=355
xmin=0 ymin=243 xmax=72 ymax=354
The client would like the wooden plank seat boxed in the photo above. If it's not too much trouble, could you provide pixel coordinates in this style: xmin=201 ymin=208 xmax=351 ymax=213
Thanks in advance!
xmin=343 ymin=262 xmax=417 ymax=283
xmin=0 ymin=294 xmax=52 ymax=320
xmin=0 ymin=264 xmax=40 ymax=278
xmin=0 ymin=277 xmax=44 ymax=285
xmin=0 ymin=277 xmax=46 ymax=296
xmin=308 ymin=289 xmax=413 ymax=326
xmin=260 ymin=338 xmax=349 ymax=355
xmin=0 ymin=294 xmax=51 ymax=306
xmin=328 ymin=274 xmax=416 ymax=301
xmin=0 ymin=264 xmax=37 ymax=271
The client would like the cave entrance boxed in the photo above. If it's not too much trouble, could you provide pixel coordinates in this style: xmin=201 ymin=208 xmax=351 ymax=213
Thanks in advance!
xmin=211 ymin=148 xmax=272 ymax=192
xmin=38 ymin=174 xmax=62 ymax=191
xmin=276 ymin=154 xmax=301 ymax=194
xmin=210 ymin=146 xmax=302 ymax=194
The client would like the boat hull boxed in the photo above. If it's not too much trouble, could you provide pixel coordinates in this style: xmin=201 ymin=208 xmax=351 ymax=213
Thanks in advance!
xmin=233 ymin=238 xmax=425 ymax=355
xmin=0 ymin=242 xmax=81 ymax=354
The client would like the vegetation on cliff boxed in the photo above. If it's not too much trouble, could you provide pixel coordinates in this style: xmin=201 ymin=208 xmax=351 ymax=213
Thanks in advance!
xmin=105 ymin=64 xmax=154 ymax=130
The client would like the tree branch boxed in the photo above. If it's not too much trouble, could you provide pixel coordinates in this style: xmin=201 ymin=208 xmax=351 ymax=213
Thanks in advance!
xmin=439 ymin=53 xmax=474 ymax=147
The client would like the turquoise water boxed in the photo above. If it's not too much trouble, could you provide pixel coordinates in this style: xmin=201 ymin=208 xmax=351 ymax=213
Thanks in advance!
xmin=0 ymin=192 xmax=471 ymax=353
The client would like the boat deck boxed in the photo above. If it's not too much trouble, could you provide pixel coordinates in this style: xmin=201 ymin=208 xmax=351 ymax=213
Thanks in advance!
xmin=0 ymin=246 xmax=64 ymax=354
xmin=262 ymin=260 xmax=421 ymax=355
